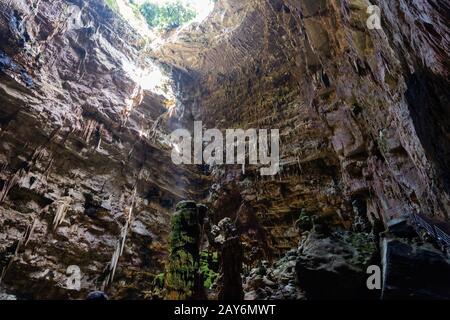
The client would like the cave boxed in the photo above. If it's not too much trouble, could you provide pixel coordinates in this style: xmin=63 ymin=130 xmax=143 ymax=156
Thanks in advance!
xmin=0 ymin=0 xmax=449 ymax=304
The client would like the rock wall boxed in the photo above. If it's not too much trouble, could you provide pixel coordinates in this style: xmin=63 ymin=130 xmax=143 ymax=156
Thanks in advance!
xmin=0 ymin=0 xmax=206 ymax=299
xmin=0 ymin=0 xmax=449 ymax=299
xmin=157 ymin=0 xmax=450 ymax=261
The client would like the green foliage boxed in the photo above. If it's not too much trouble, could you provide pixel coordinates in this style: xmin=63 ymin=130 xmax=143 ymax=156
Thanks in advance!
xmin=165 ymin=201 xmax=201 ymax=299
xmin=139 ymin=0 xmax=197 ymax=30
xmin=169 ymin=204 xmax=200 ymax=251
xmin=105 ymin=0 xmax=120 ymax=13
xmin=340 ymin=232 xmax=377 ymax=267
xmin=165 ymin=248 xmax=199 ymax=299
xmin=153 ymin=273 xmax=165 ymax=288
xmin=296 ymin=209 xmax=314 ymax=232
xmin=200 ymin=250 xmax=219 ymax=289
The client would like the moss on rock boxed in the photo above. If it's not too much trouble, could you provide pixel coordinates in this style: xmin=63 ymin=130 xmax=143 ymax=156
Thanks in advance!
xmin=164 ymin=201 xmax=205 ymax=300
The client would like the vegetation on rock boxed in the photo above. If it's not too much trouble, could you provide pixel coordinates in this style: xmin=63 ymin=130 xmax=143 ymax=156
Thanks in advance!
xmin=200 ymin=250 xmax=219 ymax=289
xmin=296 ymin=209 xmax=314 ymax=232
xmin=164 ymin=201 xmax=205 ymax=299
xmin=139 ymin=1 xmax=197 ymax=30
xmin=105 ymin=0 xmax=120 ymax=13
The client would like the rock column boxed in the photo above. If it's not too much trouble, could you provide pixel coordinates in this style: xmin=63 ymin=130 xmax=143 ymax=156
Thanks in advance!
xmin=213 ymin=218 xmax=244 ymax=300
xmin=165 ymin=201 xmax=206 ymax=300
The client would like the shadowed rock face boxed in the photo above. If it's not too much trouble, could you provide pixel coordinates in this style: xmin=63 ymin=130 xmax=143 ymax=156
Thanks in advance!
xmin=295 ymin=231 xmax=379 ymax=300
xmin=157 ymin=0 xmax=450 ymax=260
xmin=0 ymin=0 xmax=206 ymax=299
xmin=381 ymin=236 xmax=450 ymax=300
xmin=0 ymin=0 xmax=449 ymax=299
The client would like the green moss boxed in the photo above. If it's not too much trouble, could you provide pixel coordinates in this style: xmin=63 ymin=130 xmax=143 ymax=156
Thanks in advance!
xmin=169 ymin=202 xmax=200 ymax=251
xmin=296 ymin=209 xmax=314 ymax=232
xmin=153 ymin=272 xmax=165 ymax=288
xmin=340 ymin=232 xmax=377 ymax=267
xmin=164 ymin=201 xmax=202 ymax=299
xmin=200 ymin=250 xmax=219 ymax=289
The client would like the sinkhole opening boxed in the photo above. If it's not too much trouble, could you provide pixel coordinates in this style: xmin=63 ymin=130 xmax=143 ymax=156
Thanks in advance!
xmin=106 ymin=0 xmax=215 ymax=35
xmin=105 ymin=0 xmax=214 ymax=137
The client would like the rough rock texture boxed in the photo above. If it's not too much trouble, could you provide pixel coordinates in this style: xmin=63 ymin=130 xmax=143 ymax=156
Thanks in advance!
xmin=0 ymin=0 xmax=206 ymax=299
xmin=164 ymin=201 xmax=206 ymax=300
xmin=244 ymin=252 xmax=304 ymax=300
xmin=243 ymin=228 xmax=379 ymax=300
xmin=381 ymin=234 xmax=450 ymax=299
xmin=0 ymin=0 xmax=449 ymax=299
xmin=295 ymin=230 xmax=379 ymax=299
xmin=157 ymin=0 xmax=450 ymax=262
xmin=211 ymin=217 xmax=244 ymax=300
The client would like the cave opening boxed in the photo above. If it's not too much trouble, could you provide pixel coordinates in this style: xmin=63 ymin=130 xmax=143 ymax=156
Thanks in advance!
xmin=106 ymin=0 xmax=218 ymax=138
xmin=107 ymin=0 xmax=215 ymax=37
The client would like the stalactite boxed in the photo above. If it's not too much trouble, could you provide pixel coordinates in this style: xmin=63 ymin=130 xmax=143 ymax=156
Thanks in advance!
xmin=96 ymin=137 xmax=102 ymax=151
xmin=0 ymin=215 xmax=38 ymax=284
xmin=76 ymin=47 xmax=87 ymax=80
xmin=0 ymin=127 xmax=60 ymax=203
xmin=149 ymin=112 xmax=168 ymax=141
xmin=82 ymin=119 xmax=98 ymax=143
xmin=30 ymin=146 xmax=47 ymax=165
xmin=102 ymin=187 xmax=137 ymax=289
xmin=95 ymin=124 xmax=105 ymax=151
xmin=43 ymin=156 xmax=54 ymax=177
xmin=103 ymin=243 xmax=121 ymax=288
xmin=45 ymin=3 xmax=75 ymax=68
xmin=52 ymin=196 xmax=72 ymax=229
xmin=119 ymin=85 xmax=144 ymax=127
xmin=0 ymin=169 xmax=25 ymax=204
xmin=24 ymin=217 xmax=37 ymax=246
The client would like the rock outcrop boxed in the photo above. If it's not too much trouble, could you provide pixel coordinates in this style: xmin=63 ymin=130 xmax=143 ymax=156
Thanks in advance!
xmin=244 ymin=252 xmax=304 ymax=300
xmin=243 ymin=226 xmax=379 ymax=300
xmin=295 ymin=230 xmax=379 ymax=299
xmin=381 ymin=225 xmax=450 ymax=300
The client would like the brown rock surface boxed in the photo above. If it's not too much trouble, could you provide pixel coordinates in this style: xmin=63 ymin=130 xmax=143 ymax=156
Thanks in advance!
xmin=0 ymin=0 xmax=206 ymax=299
xmin=159 ymin=0 xmax=450 ymax=260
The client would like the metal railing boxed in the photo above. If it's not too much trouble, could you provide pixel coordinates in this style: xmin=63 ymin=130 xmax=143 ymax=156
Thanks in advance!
xmin=411 ymin=213 xmax=450 ymax=250
xmin=435 ymin=226 xmax=450 ymax=248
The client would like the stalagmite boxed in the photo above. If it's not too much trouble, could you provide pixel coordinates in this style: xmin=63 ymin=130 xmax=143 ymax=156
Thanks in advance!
xmin=211 ymin=218 xmax=244 ymax=300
